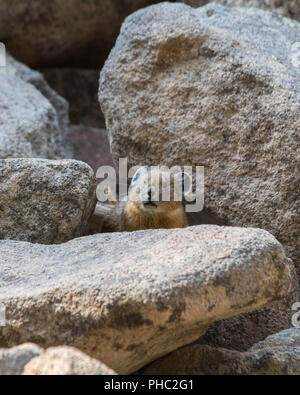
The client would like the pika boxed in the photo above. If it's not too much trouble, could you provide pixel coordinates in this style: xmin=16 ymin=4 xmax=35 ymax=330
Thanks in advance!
xmin=90 ymin=166 xmax=190 ymax=233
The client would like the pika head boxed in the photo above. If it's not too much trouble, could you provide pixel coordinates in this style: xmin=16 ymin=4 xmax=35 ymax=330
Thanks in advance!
xmin=128 ymin=166 xmax=191 ymax=213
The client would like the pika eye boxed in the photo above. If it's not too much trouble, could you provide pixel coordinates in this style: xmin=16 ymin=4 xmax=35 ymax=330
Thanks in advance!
xmin=131 ymin=166 xmax=149 ymax=186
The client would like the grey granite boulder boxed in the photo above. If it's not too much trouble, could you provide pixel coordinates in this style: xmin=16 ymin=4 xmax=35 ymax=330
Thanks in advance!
xmin=99 ymin=2 xmax=300 ymax=275
xmin=0 ymin=225 xmax=291 ymax=373
xmin=0 ymin=55 xmax=71 ymax=159
xmin=0 ymin=158 xmax=96 ymax=244
xmin=0 ymin=343 xmax=43 ymax=375
xmin=181 ymin=1 xmax=299 ymax=21
xmin=6 ymin=55 xmax=72 ymax=158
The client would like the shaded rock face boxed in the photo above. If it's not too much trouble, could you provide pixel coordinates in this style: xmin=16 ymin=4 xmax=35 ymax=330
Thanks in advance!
xmin=0 ymin=225 xmax=291 ymax=373
xmin=181 ymin=0 xmax=300 ymax=21
xmin=99 ymin=3 xmax=300 ymax=275
xmin=0 ymin=55 xmax=72 ymax=159
xmin=144 ymin=328 xmax=300 ymax=375
xmin=0 ymin=159 xmax=96 ymax=244
xmin=23 ymin=346 xmax=117 ymax=375
xmin=42 ymin=68 xmax=105 ymax=129
xmin=70 ymin=125 xmax=114 ymax=173
xmin=0 ymin=343 xmax=43 ymax=375
xmin=0 ymin=0 xmax=163 ymax=68
xmin=41 ymin=70 xmax=114 ymax=173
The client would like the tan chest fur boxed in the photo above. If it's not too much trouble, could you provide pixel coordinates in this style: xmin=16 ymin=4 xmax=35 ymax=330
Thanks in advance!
xmin=123 ymin=201 xmax=187 ymax=232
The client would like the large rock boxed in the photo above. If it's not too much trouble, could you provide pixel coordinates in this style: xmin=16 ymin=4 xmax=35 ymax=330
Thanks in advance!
xmin=0 ymin=55 xmax=71 ymax=159
xmin=0 ymin=0 xmax=162 ymax=68
xmin=144 ymin=328 xmax=300 ymax=375
xmin=99 ymin=3 xmax=300 ymax=275
xmin=181 ymin=1 xmax=300 ymax=21
xmin=23 ymin=346 xmax=116 ymax=375
xmin=0 ymin=159 xmax=96 ymax=244
xmin=0 ymin=225 xmax=291 ymax=373
xmin=7 ymin=55 xmax=72 ymax=158
xmin=42 ymin=68 xmax=105 ymax=128
xmin=0 ymin=343 xmax=43 ymax=375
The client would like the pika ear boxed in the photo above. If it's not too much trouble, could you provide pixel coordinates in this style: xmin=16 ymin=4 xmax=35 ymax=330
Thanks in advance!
xmin=131 ymin=166 xmax=150 ymax=185
xmin=174 ymin=172 xmax=192 ymax=194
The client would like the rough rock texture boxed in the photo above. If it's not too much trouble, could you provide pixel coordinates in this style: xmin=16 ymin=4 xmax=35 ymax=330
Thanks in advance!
xmin=70 ymin=125 xmax=114 ymax=172
xmin=0 ymin=0 xmax=163 ymax=68
xmin=0 ymin=159 xmax=96 ymax=244
xmin=195 ymin=260 xmax=300 ymax=351
xmin=181 ymin=0 xmax=300 ymax=21
xmin=6 ymin=54 xmax=72 ymax=158
xmin=99 ymin=3 xmax=300 ymax=276
xmin=0 ymin=343 xmax=43 ymax=375
xmin=23 ymin=346 xmax=116 ymax=375
xmin=0 ymin=54 xmax=71 ymax=159
xmin=43 ymin=68 xmax=105 ymax=129
xmin=144 ymin=328 xmax=300 ymax=375
xmin=0 ymin=225 xmax=291 ymax=373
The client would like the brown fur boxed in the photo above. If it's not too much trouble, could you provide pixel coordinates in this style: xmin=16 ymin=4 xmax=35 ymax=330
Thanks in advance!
xmin=123 ymin=200 xmax=187 ymax=231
